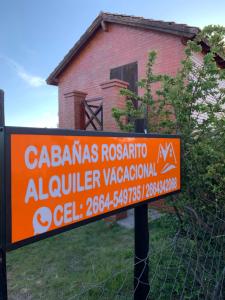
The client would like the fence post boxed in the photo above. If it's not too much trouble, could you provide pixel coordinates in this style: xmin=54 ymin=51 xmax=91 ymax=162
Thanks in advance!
xmin=0 ymin=90 xmax=5 ymax=127
xmin=134 ymin=118 xmax=150 ymax=300
xmin=0 ymin=89 xmax=7 ymax=300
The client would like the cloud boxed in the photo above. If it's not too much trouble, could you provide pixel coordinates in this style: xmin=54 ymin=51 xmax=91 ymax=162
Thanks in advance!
xmin=17 ymin=70 xmax=45 ymax=87
xmin=1 ymin=56 xmax=46 ymax=87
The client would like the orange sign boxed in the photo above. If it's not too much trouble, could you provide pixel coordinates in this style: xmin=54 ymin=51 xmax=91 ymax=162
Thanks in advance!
xmin=10 ymin=133 xmax=180 ymax=244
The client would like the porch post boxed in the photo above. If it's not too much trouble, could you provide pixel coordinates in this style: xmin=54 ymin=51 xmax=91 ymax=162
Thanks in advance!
xmin=100 ymin=79 xmax=129 ymax=132
xmin=60 ymin=90 xmax=87 ymax=130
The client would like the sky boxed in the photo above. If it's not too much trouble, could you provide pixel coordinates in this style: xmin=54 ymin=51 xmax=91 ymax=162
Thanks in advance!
xmin=1 ymin=0 xmax=225 ymax=128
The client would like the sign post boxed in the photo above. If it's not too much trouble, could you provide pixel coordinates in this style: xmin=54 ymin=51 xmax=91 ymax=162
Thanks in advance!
xmin=0 ymin=122 xmax=181 ymax=299
xmin=0 ymin=90 xmax=7 ymax=300
xmin=134 ymin=119 xmax=150 ymax=299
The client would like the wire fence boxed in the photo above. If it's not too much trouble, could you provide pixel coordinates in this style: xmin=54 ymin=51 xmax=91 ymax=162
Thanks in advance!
xmin=7 ymin=200 xmax=225 ymax=300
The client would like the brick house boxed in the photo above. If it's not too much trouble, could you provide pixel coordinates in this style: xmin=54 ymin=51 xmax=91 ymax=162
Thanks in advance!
xmin=47 ymin=12 xmax=224 ymax=132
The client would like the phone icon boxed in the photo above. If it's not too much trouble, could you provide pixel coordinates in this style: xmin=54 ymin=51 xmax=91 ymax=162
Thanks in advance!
xmin=37 ymin=213 xmax=49 ymax=227
xmin=33 ymin=207 xmax=52 ymax=235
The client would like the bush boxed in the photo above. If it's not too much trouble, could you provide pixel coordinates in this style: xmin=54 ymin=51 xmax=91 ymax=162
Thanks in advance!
xmin=112 ymin=25 xmax=225 ymax=298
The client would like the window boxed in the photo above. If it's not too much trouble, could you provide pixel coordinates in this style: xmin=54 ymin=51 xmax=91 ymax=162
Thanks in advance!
xmin=110 ymin=62 xmax=138 ymax=108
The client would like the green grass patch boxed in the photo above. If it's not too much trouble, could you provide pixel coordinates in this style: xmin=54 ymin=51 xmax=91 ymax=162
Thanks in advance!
xmin=7 ymin=220 xmax=134 ymax=300
xmin=7 ymin=212 xmax=189 ymax=299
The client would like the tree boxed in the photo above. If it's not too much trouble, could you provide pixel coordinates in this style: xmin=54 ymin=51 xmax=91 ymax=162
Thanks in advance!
xmin=112 ymin=25 xmax=225 ymax=209
xmin=112 ymin=25 xmax=225 ymax=298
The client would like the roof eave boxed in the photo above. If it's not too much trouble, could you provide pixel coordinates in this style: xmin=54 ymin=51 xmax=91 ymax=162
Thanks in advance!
xmin=103 ymin=15 xmax=199 ymax=39
xmin=46 ymin=14 xmax=103 ymax=85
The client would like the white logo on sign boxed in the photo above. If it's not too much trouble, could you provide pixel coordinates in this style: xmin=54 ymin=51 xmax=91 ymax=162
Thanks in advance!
xmin=157 ymin=143 xmax=177 ymax=174
xmin=33 ymin=207 xmax=52 ymax=235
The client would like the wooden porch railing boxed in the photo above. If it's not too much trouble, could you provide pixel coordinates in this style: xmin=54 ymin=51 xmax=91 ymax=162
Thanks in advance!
xmin=83 ymin=97 xmax=103 ymax=131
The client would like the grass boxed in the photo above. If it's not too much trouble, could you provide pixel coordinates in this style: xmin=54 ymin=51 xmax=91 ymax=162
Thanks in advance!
xmin=7 ymin=211 xmax=183 ymax=300
xmin=7 ymin=218 xmax=134 ymax=300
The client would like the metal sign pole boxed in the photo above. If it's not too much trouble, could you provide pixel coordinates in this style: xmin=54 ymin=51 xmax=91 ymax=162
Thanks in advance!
xmin=0 ymin=89 xmax=8 ymax=300
xmin=134 ymin=119 xmax=150 ymax=300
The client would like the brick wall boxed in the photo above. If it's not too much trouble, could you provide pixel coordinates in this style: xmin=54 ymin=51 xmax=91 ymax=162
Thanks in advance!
xmin=58 ymin=23 xmax=186 ymax=128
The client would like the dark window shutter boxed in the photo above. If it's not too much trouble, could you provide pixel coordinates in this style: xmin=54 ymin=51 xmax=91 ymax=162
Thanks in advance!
xmin=110 ymin=62 xmax=138 ymax=108
xmin=110 ymin=66 xmax=123 ymax=81
xmin=122 ymin=62 xmax=138 ymax=94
